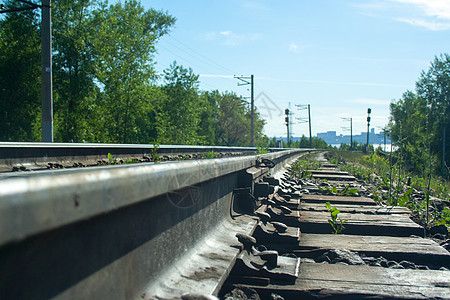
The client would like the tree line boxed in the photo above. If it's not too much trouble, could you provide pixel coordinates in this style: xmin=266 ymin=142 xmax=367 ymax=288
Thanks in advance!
xmin=0 ymin=0 xmax=267 ymax=146
xmin=267 ymin=135 xmax=333 ymax=149
xmin=389 ymin=54 xmax=449 ymax=177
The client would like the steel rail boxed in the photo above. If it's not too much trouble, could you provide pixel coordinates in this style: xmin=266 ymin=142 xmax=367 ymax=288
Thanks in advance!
xmin=0 ymin=149 xmax=302 ymax=245
xmin=0 ymin=147 xmax=312 ymax=299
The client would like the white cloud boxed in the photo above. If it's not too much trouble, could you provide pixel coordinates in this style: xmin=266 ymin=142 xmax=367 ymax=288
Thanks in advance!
xmin=393 ymin=0 xmax=450 ymax=30
xmin=356 ymin=0 xmax=450 ymax=30
xmin=288 ymin=42 xmax=312 ymax=53
xmin=203 ymin=30 xmax=262 ymax=46
xmin=397 ymin=17 xmax=450 ymax=30
xmin=288 ymin=43 xmax=299 ymax=53
xmin=392 ymin=0 xmax=450 ymax=20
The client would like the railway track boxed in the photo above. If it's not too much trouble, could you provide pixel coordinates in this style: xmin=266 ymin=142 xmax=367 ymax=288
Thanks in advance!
xmin=0 ymin=145 xmax=448 ymax=299
xmin=219 ymin=152 xmax=450 ymax=299
xmin=0 ymin=142 xmax=266 ymax=173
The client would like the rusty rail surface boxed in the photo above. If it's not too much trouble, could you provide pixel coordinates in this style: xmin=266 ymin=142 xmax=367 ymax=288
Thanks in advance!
xmin=0 ymin=145 xmax=311 ymax=299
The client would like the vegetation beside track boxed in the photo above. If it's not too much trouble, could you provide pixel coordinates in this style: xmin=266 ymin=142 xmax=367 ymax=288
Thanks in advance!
xmin=326 ymin=150 xmax=450 ymax=231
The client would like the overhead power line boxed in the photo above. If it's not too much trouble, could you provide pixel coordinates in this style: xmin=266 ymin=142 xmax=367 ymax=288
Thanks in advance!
xmin=167 ymin=35 xmax=236 ymax=75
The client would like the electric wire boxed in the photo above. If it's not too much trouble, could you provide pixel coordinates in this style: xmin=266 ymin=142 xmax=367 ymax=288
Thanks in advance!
xmin=167 ymin=34 xmax=236 ymax=75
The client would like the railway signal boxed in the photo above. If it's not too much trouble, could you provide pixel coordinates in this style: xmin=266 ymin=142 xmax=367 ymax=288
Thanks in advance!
xmin=285 ymin=108 xmax=290 ymax=147
xmin=366 ymin=108 xmax=371 ymax=153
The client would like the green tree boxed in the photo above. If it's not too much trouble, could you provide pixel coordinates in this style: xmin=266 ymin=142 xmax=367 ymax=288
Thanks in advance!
xmin=0 ymin=1 xmax=41 ymax=141
xmin=93 ymin=0 xmax=175 ymax=143
xmin=253 ymin=109 xmax=266 ymax=147
xmin=215 ymin=91 xmax=251 ymax=146
xmin=390 ymin=91 xmax=430 ymax=174
xmin=133 ymin=85 xmax=165 ymax=144
xmin=311 ymin=137 xmax=330 ymax=149
xmin=52 ymin=0 xmax=103 ymax=142
xmin=158 ymin=61 xmax=202 ymax=145
xmin=198 ymin=91 xmax=220 ymax=145
xmin=268 ymin=136 xmax=280 ymax=148
xmin=416 ymin=54 xmax=450 ymax=174
xmin=389 ymin=54 xmax=450 ymax=176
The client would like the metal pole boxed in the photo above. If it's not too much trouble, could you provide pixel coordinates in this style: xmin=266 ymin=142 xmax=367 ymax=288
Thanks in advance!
xmin=366 ymin=123 xmax=369 ymax=152
xmin=350 ymin=118 xmax=353 ymax=151
xmin=287 ymin=122 xmax=290 ymax=147
xmin=285 ymin=109 xmax=289 ymax=147
xmin=250 ymin=74 xmax=254 ymax=147
xmin=366 ymin=108 xmax=371 ymax=153
xmin=308 ymin=104 xmax=312 ymax=149
xmin=41 ymin=0 xmax=53 ymax=142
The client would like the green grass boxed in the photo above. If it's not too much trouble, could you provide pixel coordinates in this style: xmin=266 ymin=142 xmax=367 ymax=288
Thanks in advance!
xmin=327 ymin=150 xmax=450 ymax=229
xmin=202 ymin=151 xmax=217 ymax=159
xmin=257 ymin=146 xmax=268 ymax=154
xmin=290 ymin=159 xmax=320 ymax=180
xmin=325 ymin=202 xmax=347 ymax=234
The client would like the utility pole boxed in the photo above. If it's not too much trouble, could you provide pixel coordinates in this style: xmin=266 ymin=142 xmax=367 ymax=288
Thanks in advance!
xmin=41 ymin=0 xmax=53 ymax=142
xmin=366 ymin=108 xmax=371 ymax=154
xmin=1 ymin=0 xmax=53 ymax=142
xmin=285 ymin=108 xmax=290 ymax=147
xmin=381 ymin=127 xmax=389 ymax=152
xmin=234 ymin=75 xmax=254 ymax=147
xmin=341 ymin=117 xmax=353 ymax=150
xmin=296 ymin=104 xmax=312 ymax=148
xmin=307 ymin=104 xmax=312 ymax=149
xmin=350 ymin=117 xmax=353 ymax=150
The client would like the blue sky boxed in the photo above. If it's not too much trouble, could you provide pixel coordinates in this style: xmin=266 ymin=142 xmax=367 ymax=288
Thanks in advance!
xmin=141 ymin=0 xmax=450 ymax=138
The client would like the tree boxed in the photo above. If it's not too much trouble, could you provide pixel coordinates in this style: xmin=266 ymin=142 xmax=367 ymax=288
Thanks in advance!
xmin=0 ymin=1 xmax=41 ymax=141
xmin=214 ymin=91 xmax=251 ymax=146
xmin=0 ymin=0 xmax=276 ymax=147
xmin=389 ymin=54 xmax=450 ymax=176
xmin=158 ymin=61 xmax=202 ymax=145
xmin=268 ymin=136 xmax=280 ymax=148
xmin=416 ymin=54 xmax=450 ymax=175
xmin=52 ymin=0 xmax=102 ymax=142
xmin=198 ymin=91 xmax=220 ymax=145
xmin=93 ymin=0 xmax=175 ymax=143
xmin=390 ymin=91 xmax=431 ymax=174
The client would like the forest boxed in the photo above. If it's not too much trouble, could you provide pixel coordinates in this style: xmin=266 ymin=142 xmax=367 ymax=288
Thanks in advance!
xmin=0 ymin=0 xmax=448 ymax=178
xmin=389 ymin=54 xmax=449 ymax=178
xmin=0 ymin=0 xmax=266 ymax=146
